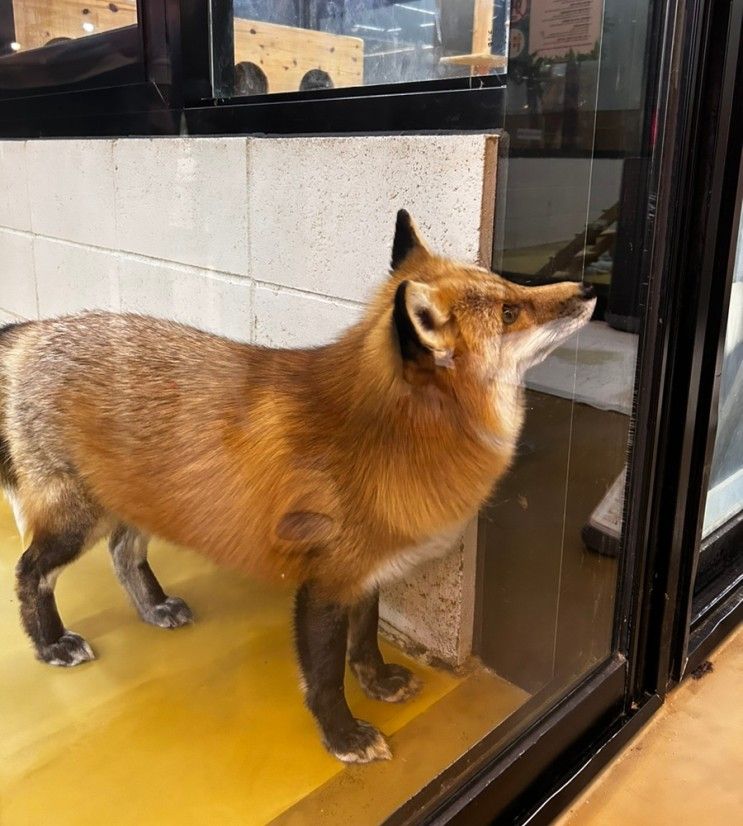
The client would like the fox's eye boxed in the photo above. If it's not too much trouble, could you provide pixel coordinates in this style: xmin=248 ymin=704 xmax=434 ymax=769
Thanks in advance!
xmin=502 ymin=304 xmax=520 ymax=325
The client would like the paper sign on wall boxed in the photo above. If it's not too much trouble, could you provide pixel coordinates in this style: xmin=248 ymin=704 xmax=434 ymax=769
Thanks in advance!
xmin=529 ymin=0 xmax=603 ymax=59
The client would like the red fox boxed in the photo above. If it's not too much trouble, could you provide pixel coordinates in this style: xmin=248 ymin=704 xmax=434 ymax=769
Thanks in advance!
xmin=0 ymin=211 xmax=594 ymax=762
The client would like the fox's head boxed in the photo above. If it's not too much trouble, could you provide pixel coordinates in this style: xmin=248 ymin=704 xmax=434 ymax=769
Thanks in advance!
xmin=371 ymin=210 xmax=596 ymax=394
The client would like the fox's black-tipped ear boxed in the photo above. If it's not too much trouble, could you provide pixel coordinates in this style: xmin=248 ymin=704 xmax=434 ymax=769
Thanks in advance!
xmin=391 ymin=209 xmax=429 ymax=270
xmin=393 ymin=280 xmax=453 ymax=370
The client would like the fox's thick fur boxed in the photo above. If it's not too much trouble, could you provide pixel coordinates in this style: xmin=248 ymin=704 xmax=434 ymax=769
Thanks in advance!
xmin=1 ymin=211 xmax=595 ymax=762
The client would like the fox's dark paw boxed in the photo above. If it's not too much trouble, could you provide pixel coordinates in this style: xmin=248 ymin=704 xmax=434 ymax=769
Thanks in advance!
xmin=39 ymin=631 xmax=95 ymax=667
xmin=325 ymin=719 xmax=392 ymax=763
xmin=353 ymin=661 xmax=422 ymax=703
xmin=143 ymin=596 xmax=193 ymax=628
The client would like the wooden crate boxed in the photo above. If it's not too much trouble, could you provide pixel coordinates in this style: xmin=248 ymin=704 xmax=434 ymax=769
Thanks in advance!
xmin=233 ymin=18 xmax=363 ymax=93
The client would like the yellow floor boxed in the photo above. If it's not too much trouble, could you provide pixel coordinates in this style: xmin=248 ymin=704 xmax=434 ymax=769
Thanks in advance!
xmin=0 ymin=498 xmax=525 ymax=825
xmin=557 ymin=624 xmax=743 ymax=825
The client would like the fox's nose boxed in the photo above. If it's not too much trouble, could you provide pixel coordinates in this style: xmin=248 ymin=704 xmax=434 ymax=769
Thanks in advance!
xmin=579 ymin=282 xmax=596 ymax=300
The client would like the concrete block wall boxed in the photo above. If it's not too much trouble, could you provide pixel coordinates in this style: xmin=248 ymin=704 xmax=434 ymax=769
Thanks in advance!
xmin=0 ymin=133 xmax=499 ymax=666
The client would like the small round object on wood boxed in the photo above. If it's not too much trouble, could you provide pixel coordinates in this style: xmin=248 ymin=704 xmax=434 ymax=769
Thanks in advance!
xmin=234 ymin=61 xmax=269 ymax=96
xmin=299 ymin=68 xmax=334 ymax=92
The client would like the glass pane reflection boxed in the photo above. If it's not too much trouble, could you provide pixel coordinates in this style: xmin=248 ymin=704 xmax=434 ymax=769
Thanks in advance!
xmin=703 ymin=211 xmax=743 ymax=537
xmin=2 ymin=0 xmax=137 ymax=54
xmin=477 ymin=0 xmax=646 ymax=700
xmin=227 ymin=0 xmax=510 ymax=96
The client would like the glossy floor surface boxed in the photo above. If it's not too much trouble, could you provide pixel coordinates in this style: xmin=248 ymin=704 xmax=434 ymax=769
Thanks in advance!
xmin=558 ymin=623 xmax=743 ymax=825
xmin=0 ymin=498 xmax=526 ymax=825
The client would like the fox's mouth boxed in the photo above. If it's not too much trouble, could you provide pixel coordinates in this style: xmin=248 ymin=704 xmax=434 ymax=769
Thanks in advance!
xmin=556 ymin=289 xmax=597 ymax=327
xmin=573 ymin=294 xmax=597 ymax=323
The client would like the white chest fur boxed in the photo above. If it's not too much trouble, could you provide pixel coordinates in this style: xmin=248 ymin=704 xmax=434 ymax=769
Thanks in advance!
xmin=363 ymin=524 xmax=464 ymax=593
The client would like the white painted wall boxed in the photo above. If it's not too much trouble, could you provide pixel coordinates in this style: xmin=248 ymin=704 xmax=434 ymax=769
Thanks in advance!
xmin=1 ymin=136 xmax=493 ymax=338
xmin=0 ymin=134 xmax=497 ymax=665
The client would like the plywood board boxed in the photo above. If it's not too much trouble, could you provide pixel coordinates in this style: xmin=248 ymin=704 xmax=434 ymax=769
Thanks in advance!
xmin=233 ymin=18 xmax=363 ymax=93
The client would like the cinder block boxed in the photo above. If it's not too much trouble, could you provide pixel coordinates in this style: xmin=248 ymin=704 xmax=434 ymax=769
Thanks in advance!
xmin=380 ymin=518 xmax=478 ymax=667
xmin=253 ymin=283 xmax=362 ymax=348
xmin=118 ymin=255 xmax=253 ymax=342
xmin=114 ymin=138 xmax=250 ymax=275
xmin=34 ymin=238 xmax=120 ymax=318
xmin=0 ymin=141 xmax=30 ymax=232
xmin=26 ymin=140 xmax=116 ymax=248
xmin=0 ymin=229 xmax=37 ymax=319
xmin=248 ymin=135 xmax=492 ymax=302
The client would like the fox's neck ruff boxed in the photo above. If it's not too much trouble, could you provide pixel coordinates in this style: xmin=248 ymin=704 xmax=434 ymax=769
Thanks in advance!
xmin=305 ymin=320 xmax=522 ymax=539
xmin=318 ymin=318 xmax=519 ymax=450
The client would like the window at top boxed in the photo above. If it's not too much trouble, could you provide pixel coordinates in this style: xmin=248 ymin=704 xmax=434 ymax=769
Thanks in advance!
xmin=1 ymin=0 xmax=138 ymax=55
xmin=227 ymin=1 xmax=509 ymax=98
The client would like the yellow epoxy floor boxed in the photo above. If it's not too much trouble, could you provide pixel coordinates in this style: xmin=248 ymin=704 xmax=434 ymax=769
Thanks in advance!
xmin=557 ymin=624 xmax=743 ymax=825
xmin=0 ymin=498 xmax=526 ymax=825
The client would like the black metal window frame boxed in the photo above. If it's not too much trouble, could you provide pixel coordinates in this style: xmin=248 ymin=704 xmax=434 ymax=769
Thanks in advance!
xmin=659 ymin=0 xmax=743 ymax=680
xmin=0 ymin=0 xmax=182 ymax=137
xmin=0 ymin=0 xmax=508 ymax=138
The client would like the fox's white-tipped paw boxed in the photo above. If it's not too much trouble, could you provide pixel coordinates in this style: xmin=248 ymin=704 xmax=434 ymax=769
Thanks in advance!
xmin=40 ymin=631 xmax=95 ymax=666
xmin=326 ymin=720 xmax=392 ymax=763
xmin=143 ymin=596 xmax=193 ymax=628
xmin=354 ymin=662 xmax=422 ymax=703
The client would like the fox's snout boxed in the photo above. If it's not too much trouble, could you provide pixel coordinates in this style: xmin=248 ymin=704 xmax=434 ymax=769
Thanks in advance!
xmin=563 ymin=281 xmax=597 ymax=321
xmin=521 ymin=278 xmax=597 ymax=328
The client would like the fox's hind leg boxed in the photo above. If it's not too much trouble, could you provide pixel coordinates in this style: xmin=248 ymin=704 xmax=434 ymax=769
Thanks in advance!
xmin=108 ymin=524 xmax=193 ymax=628
xmin=348 ymin=589 xmax=421 ymax=702
xmin=16 ymin=512 xmax=98 ymax=667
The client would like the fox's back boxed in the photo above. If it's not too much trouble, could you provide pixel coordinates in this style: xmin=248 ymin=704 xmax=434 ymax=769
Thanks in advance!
xmin=5 ymin=313 xmax=258 ymax=466
xmin=1 ymin=313 xmax=325 ymax=575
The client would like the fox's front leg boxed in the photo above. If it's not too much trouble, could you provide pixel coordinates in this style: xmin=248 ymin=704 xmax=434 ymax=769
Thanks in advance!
xmin=109 ymin=524 xmax=193 ymax=628
xmin=348 ymin=589 xmax=421 ymax=702
xmin=294 ymin=583 xmax=391 ymax=763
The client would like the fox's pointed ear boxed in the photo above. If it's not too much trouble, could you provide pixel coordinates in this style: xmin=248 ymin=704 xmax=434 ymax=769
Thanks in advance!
xmin=391 ymin=209 xmax=430 ymax=270
xmin=393 ymin=280 xmax=454 ymax=369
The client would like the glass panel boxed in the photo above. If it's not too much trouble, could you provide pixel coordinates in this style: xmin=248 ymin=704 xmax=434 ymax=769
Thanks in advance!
xmin=702 ymin=211 xmax=743 ymax=537
xmin=477 ymin=0 xmax=648 ymax=701
xmin=1 ymin=0 xmax=137 ymax=54
xmin=227 ymin=0 xmax=509 ymax=96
